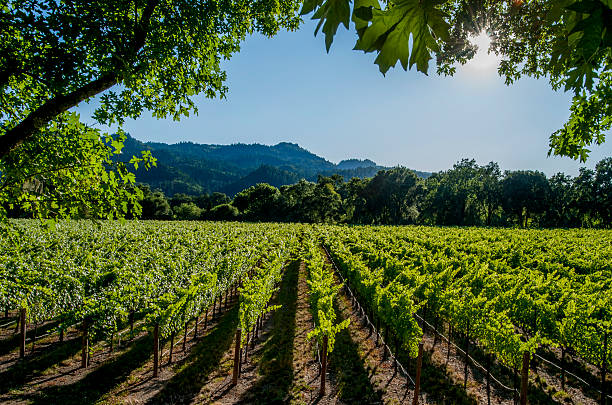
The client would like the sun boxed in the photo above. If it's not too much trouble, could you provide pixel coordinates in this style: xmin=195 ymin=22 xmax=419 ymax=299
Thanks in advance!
xmin=467 ymin=31 xmax=501 ymax=71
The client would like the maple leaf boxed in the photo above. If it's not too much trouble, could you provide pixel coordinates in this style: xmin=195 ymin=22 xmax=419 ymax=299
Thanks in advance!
xmin=355 ymin=0 xmax=450 ymax=74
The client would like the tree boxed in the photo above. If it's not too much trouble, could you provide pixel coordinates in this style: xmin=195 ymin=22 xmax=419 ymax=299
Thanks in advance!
xmin=232 ymin=183 xmax=281 ymax=221
xmin=0 ymin=0 xmax=301 ymax=157
xmin=360 ymin=167 xmax=422 ymax=224
xmin=0 ymin=0 xmax=300 ymax=221
xmin=423 ymin=159 xmax=481 ymax=225
xmin=304 ymin=0 xmax=612 ymax=161
xmin=0 ymin=112 xmax=153 ymax=221
xmin=338 ymin=177 xmax=369 ymax=223
xmin=307 ymin=177 xmax=344 ymax=223
xmin=544 ymin=173 xmax=575 ymax=227
xmin=139 ymin=185 xmax=172 ymax=220
xmin=570 ymin=167 xmax=597 ymax=226
xmin=478 ymin=162 xmax=502 ymax=226
xmin=501 ymin=170 xmax=550 ymax=227
xmin=169 ymin=193 xmax=194 ymax=209
xmin=278 ymin=180 xmax=317 ymax=222
xmin=593 ymin=157 xmax=612 ymax=226
xmin=206 ymin=203 xmax=239 ymax=221
xmin=173 ymin=202 xmax=202 ymax=220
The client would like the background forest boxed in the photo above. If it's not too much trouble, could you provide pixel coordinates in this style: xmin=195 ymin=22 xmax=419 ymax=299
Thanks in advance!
xmin=63 ymin=156 xmax=611 ymax=228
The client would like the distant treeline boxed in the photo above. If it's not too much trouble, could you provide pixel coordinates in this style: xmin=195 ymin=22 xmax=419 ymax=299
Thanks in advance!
xmin=137 ymin=157 xmax=612 ymax=228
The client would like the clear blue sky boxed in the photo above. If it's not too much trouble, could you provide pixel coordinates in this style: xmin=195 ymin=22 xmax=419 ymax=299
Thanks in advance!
xmin=78 ymin=20 xmax=611 ymax=176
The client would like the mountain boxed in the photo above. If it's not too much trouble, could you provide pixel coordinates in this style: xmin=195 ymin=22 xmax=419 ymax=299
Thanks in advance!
xmin=337 ymin=159 xmax=377 ymax=170
xmin=120 ymin=135 xmax=430 ymax=196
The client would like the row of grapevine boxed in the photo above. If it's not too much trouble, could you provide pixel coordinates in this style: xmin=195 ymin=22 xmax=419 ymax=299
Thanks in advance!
xmin=345 ymin=226 xmax=611 ymax=371
xmin=319 ymin=225 xmax=611 ymax=403
xmin=303 ymin=234 xmax=349 ymax=395
xmin=0 ymin=221 xmax=299 ymax=367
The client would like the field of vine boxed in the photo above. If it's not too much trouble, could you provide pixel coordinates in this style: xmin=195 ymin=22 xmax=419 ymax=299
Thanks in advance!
xmin=0 ymin=220 xmax=610 ymax=404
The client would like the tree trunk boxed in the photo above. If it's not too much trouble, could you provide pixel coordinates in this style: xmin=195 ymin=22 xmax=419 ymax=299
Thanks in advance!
xmin=232 ymin=329 xmax=241 ymax=385
xmin=0 ymin=74 xmax=118 ymax=158
xmin=412 ymin=343 xmax=424 ymax=405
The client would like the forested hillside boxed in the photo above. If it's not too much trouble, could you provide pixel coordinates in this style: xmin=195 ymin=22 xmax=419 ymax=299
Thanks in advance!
xmin=120 ymin=135 xmax=430 ymax=196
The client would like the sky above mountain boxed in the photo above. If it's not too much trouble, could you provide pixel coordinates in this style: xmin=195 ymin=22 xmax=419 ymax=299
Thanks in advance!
xmin=78 ymin=19 xmax=611 ymax=177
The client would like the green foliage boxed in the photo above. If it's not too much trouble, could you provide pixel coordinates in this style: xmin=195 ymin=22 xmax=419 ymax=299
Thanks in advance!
xmin=501 ymin=170 xmax=551 ymax=227
xmin=239 ymin=238 xmax=299 ymax=346
xmin=322 ymin=224 xmax=612 ymax=368
xmin=0 ymin=0 xmax=302 ymax=137
xmin=206 ymin=203 xmax=239 ymax=221
xmin=0 ymin=220 xmax=301 ymax=342
xmin=173 ymin=202 xmax=202 ymax=220
xmin=304 ymin=0 xmax=449 ymax=74
xmin=233 ymin=183 xmax=281 ymax=221
xmin=303 ymin=0 xmax=612 ymax=160
xmin=357 ymin=167 xmax=422 ymax=224
xmin=138 ymin=185 xmax=173 ymax=220
xmin=304 ymin=234 xmax=349 ymax=353
xmin=0 ymin=0 xmax=301 ymax=222
xmin=0 ymin=112 xmax=155 ymax=222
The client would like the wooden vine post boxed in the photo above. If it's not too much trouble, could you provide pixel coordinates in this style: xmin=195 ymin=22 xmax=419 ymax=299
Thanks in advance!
xmin=232 ymin=328 xmax=241 ymax=385
xmin=129 ymin=310 xmax=134 ymax=338
xmin=520 ymin=351 xmax=530 ymax=405
xmin=19 ymin=308 xmax=26 ymax=359
xmin=109 ymin=330 xmax=115 ymax=353
xmin=447 ymin=324 xmax=452 ymax=363
xmin=602 ymin=331 xmax=608 ymax=405
xmin=244 ymin=329 xmax=250 ymax=362
xmin=561 ymin=346 xmax=565 ymax=390
xmin=153 ymin=323 xmax=159 ymax=378
xmin=31 ymin=322 xmax=38 ymax=353
xmin=169 ymin=332 xmax=175 ymax=364
xmin=486 ymin=353 xmax=492 ymax=405
xmin=383 ymin=326 xmax=389 ymax=360
xmin=412 ymin=342 xmax=424 ymax=405
xmin=320 ymin=335 xmax=328 ymax=397
xmin=464 ymin=320 xmax=470 ymax=389
xmin=182 ymin=321 xmax=188 ymax=351
xmin=81 ymin=319 xmax=89 ymax=368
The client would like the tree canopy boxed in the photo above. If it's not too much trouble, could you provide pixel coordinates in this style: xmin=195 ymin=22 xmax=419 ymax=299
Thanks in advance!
xmin=2 ymin=0 xmax=611 ymax=221
xmin=0 ymin=0 xmax=301 ymax=220
xmin=0 ymin=0 xmax=301 ymax=156
xmin=303 ymin=0 xmax=612 ymax=161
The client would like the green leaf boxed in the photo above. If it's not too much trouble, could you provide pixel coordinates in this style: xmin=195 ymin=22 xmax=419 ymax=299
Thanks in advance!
xmin=353 ymin=0 xmax=380 ymax=31
xmin=577 ymin=9 xmax=603 ymax=61
xmin=566 ymin=0 xmax=600 ymax=13
xmin=311 ymin=0 xmax=352 ymax=52
xmin=356 ymin=0 xmax=449 ymax=74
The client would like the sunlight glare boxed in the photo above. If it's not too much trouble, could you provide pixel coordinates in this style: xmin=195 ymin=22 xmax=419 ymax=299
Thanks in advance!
xmin=467 ymin=31 xmax=501 ymax=71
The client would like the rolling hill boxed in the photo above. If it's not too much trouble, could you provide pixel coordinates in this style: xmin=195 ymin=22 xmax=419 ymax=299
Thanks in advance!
xmin=120 ymin=135 xmax=430 ymax=196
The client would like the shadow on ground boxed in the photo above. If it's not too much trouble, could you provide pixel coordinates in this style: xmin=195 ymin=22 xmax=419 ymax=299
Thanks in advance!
xmin=0 ymin=336 xmax=81 ymax=396
xmin=237 ymin=259 xmax=300 ymax=404
xmin=0 ymin=319 xmax=60 ymax=356
xmin=147 ymin=305 xmax=239 ymax=405
xmin=26 ymin=334 xmax=152 ymax=405
xmin=329 ymin=297 xmax=384 ymax=404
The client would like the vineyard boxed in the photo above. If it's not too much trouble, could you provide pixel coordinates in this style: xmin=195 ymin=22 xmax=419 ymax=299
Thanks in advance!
xmin=0 ymin=220 xmax=610 ymax=404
